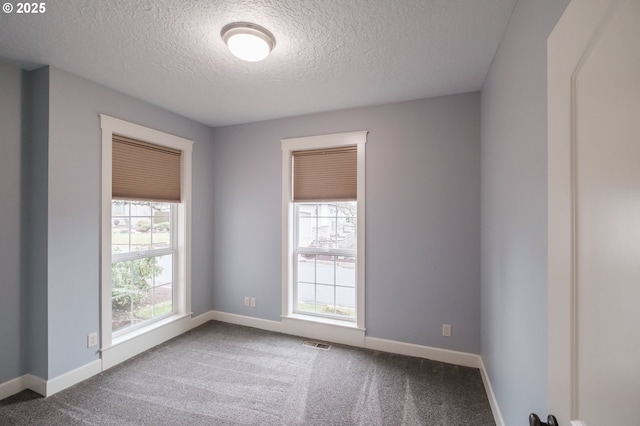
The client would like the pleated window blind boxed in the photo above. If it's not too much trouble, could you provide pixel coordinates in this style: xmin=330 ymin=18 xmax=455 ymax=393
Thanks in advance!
xmin=292 ymin=146 xmax=357 ymax=201
xmin=112 ymin=135 xmax=182 ymax=202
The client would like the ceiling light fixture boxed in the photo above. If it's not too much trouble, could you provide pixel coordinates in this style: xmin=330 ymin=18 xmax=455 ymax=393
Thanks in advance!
xmin=221 ymin=22 xmax=276 ymax=62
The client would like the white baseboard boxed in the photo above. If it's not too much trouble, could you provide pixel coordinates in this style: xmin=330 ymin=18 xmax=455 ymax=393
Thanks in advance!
xmin=45 ymin=359 xmax=102 ymax=397
xmin=7 ymin=360 xmax=104 ymax=398
xmin=209 ymin=310 xmax=283 ymax=333
xmin=0 ymin=375 xmax=49 ymax=400
xmin=24 ymin=374 xmax=46 ymax=396
xmin=364 ymin=336 xmax=481 ymax=368
xmin=479 ymin=358 xmax=505 ymax=426
xmin=0 ymin=375 xmax=29 ymax=401
xmin=191 ymin=310 xmax=216 ymax=328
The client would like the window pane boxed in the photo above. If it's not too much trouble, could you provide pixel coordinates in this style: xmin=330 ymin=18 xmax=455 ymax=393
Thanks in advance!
xmin=112 ymin=217 xmax=131 ymax=254
xmin=297 ymin=205 xmax=316 ymax=248
xmin=297 ymin=254 xmax=315 ymax=283
xmin=316 ymin=257 xmax=335 ymax=285
xmin=130 ymin=202 xmax=151 ymax=216
xmin=154 ymin=255 xmax=173 ymax=286
xmin=112 ymin=293 xmax=133 ymax=333
xmin=316 ymin=284 xmax=334 ymax=309
xmin=133 ymin=288 xmax=154 ymax=320
xmin=112 ymin=254 xmax=172 ymax=333
xmin=112 ymin=200 xmax=129 ymax=217
xmin=131 ymin=218 xmax=152 ymax=251
xmin=151 ymin=203 xmax=171 ymax=250
xmin=336 ymin=256 xmax=356 ymax=287
xmin=296 ymin=202 xmax=357 ymax=251
xmin=154 ymin=283 xmax=173 ymax=317
xmin=336 ymin=217 xmax=356 ymax=249
xmin=297 ymin=282 xmax=316 ymax=313
xmin=112 ymin=201 xmax=174 ymax=254
xmin=336 ymin=286 xmax=356 ymax=318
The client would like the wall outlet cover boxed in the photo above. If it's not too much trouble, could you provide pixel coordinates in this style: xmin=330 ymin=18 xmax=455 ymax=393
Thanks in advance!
xmin=87 ymin=332 xmax=98 ymax=348
xmin=442 ymin=324 xmax=452 ymax=337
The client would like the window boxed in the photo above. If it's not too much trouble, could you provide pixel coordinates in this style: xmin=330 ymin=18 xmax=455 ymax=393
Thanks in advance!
xmin=281 ymin=131 xmax=367 ymax=329
xmin=295 ymin=202 xmax=357 ymax=319
xmin=111 ymin=201 xmax=176 ymax=334
xmin=100 ymin=115 xmax=193 ymax=359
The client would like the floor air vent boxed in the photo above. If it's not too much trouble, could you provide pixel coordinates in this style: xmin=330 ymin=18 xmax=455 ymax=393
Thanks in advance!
xmin=302 ymin=340 xmax=331 ymax=350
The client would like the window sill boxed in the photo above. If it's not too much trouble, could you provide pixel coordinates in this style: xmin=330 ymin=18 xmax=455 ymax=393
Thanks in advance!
xmin=281 ymin=314 xmax=366 ymax=347
xmin=111 ymin=313 xmax=192 ymax=348
xmin=283 ymin=313 xmax=364 ymax=330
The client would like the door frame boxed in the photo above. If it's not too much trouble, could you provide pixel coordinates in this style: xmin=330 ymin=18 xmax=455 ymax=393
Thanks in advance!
xmin=547 ymin=0 xmax=623 ymax=422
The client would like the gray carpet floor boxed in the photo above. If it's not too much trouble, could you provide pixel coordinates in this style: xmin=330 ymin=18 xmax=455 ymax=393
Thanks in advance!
xmin=0 ymin=321 xmax=495 ymax=425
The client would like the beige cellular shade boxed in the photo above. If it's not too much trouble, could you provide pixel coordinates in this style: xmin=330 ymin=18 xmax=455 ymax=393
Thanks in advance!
xmin=292 ymin=146 xmax=357 ymax=201
xmin=112 ymin=135 xmax=182 ymax=202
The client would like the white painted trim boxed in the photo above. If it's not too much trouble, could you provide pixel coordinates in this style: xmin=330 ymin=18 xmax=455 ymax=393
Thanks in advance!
xmin=280 ymin=131 xmax=368 ymax=329
xmin=1 ymin=361 xmax=101 ymax=399
xmin=210 ymin=310 xmax=283 ymax=333
xmin=547 ymin=0 xmax=620 ymax=422
xmin=24 ymin=374 xmax=46 ymax=397
xmin=479 ymin=358 xmax=505 ymax=426
xmin=45 ymin=360 xmax=102 ymax=397
xmin=99 ymin=114 xmax=194 ymax=354
xmin=191 ymin=310 xmax=216 ymax=328
xmin=281 ymin=131 xmax=368 ymax=150
xmin=281 ymin=145 xmax=293 ymax=319
xmin=102 ymin=314 xmax=193 ymax=370
xmin=356 ymin=141 xmax=366 ymax=328
xmin=100 ymin=118 xmax=114 ymax=350
xmin=0 ymin=375 xmax=30 ymax=401
xmin=282 ymin=316 xmax=365 ymax=347
xmin=364 ymin=336 xmax=480 ymax=369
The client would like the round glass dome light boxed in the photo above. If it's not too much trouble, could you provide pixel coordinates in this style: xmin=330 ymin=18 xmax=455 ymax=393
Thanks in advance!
xmin=221 ymin=22 xmax=276 ymax=62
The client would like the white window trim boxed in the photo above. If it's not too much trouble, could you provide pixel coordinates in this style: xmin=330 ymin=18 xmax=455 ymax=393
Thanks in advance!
xmin=281 ymin=131 xmax=367 ymax=331
xmin=100 ymin=115 xmax=193 ymax=361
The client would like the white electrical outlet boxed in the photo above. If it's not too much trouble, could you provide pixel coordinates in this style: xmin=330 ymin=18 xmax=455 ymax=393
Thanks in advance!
xmin=442 ymin=324 xmax=452 ymax=337
xmin=87 ymin=332 xmax=98 ymax=348
xmin=244 ymin=296 xmax=250 ymax=306
xmin=250 ymin=297 xmax=256 ymax=308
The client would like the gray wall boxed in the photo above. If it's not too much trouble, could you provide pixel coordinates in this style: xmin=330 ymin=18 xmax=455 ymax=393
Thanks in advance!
xmin=0 ymin=64 xmax=217 ymax=381
xmin=480 ymin=0 xmax=568 ymax=424
xmin=43 ymin=66 xmax=216 ymax=377
xmin=212 ymin=93 xmax=481 ymax=353
xmin=0 ymin=61 xmax=24 ymax=383
xmin=23 ymin=66 xmax=51 ymax=379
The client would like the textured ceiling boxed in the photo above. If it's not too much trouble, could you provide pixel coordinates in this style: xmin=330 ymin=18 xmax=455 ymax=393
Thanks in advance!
xmin=0 ymin=0 xmax=516 ymax=127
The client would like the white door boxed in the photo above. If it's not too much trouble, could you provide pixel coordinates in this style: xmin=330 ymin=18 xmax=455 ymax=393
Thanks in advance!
xmin=548 ymin=0 xmax=640 ymax=424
